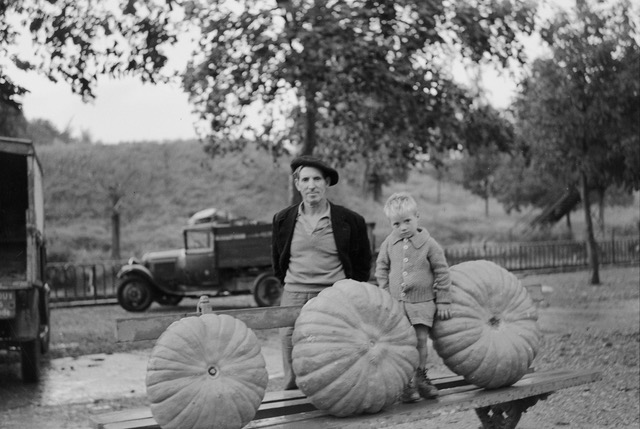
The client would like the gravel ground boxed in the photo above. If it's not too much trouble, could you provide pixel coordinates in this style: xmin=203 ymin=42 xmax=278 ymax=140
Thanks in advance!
xmin=0 ymin=265 xmax=638 ymax=428
xmin=515 ymin=266 xmax=640 ymax=429
xmin=393 ymin=266 xmax=640 ymax=429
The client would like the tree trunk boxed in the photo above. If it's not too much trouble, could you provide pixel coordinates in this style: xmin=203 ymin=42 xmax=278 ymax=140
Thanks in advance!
xmin=566 ymin=211 xmax=573 ymax=238
xmin=598 ymin=188 xmax=605 ymax=236
xmin=289 ymin=83 xmax=318 ymax=205
xmin=111 ymin=210 xmax=120 ymax=260
xmin=484 ymin=180 xmax=490 ymax=217
xmin=370 ymin=174 xmax=382 ymax=202
xmin=580 ymin=170 xmax=600 ymax=284
xmin=362 ymin=158 xmax=370 ymax=196
xmin=109 ymin=190 xmax=122 ymax=260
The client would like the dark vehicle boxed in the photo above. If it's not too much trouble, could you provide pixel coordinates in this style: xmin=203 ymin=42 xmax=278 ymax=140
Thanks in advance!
xmin=116 ymin=222 xmax=282 ymax=312
xmin=0 ymin=137 xmax=50 ymax=383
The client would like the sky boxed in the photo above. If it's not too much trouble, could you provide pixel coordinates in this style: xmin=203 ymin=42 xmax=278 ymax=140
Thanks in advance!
xmin=11 ymin=30 xmax=201 ymax=144
xmin=17 ymin=62 xmax=523 ymax=145
xmin=10 ymin=5 xmax=555 ymax=145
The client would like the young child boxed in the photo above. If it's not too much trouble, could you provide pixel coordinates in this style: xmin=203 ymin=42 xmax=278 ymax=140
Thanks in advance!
xmin=375 ymin=192 xmax=452 ymax=402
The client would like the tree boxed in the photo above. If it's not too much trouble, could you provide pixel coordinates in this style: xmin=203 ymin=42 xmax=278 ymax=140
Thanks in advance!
xmin=25 ymin=118 xmax=74 ymax=145
xmin=181 ymin=0 xmax=537 ymax=202
xmin=0 ymin=0 xmax=180 ymax=108
xmin=459 ymin=104 xmax=514 ymax=216
xmin=512 ymin=0 xmax=640 ymax=284
xmin=0 ymin=100 xmax=28 ymax=137
xmin=1 ymin=1 xmax=539 ymax=203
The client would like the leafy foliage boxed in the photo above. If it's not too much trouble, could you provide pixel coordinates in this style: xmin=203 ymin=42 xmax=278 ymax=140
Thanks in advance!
xmin=2 ymin=0 xmax=537 ymax=199
xmin=515 ymin=0 xmax=639 ymax=193
xmin=508 ymin=0 xmax=639 ymax=283
xmin=0 ymin=0 xmax=180 ymax=105
xmin=458 ymin=104 xmax=514 ymax=215
xmin=493 ymin=151 xmax=570 ymax=214
xmin=25 ymin=118 xmax=75 ymax=145
xmin=0 ymin=100 xmax=28 ymax=137
xmin=181 ymin=0 xmax=536 ymax=180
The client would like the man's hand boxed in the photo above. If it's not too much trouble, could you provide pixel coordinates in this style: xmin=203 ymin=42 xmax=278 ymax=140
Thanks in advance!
xmin=436 ymin=303 xmax=452 ymax=320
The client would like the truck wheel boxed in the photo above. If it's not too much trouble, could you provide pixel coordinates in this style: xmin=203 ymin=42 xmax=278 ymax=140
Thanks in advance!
xmin=254 ymin=275 xmax=283 ymax=307
xmin=155 ymin=294 xmax=183 ymax=306
xmin=117 ymin=277 xmax=154 ymax=312
xmin=21 ymin=339 xmax=41 ymax=383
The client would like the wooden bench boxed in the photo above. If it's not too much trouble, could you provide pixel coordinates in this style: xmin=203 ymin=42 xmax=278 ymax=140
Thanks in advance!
xmin=93 ymin=284 xmax=599 ymax=429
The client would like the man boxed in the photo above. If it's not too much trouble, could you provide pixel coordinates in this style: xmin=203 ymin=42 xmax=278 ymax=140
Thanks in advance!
xmin=272 ymin=155 xmax=372 ymax=390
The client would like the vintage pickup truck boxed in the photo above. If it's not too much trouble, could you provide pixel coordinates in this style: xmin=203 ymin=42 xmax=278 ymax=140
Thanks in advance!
xmin=0 ymin=137 xmax=50 ymax=383
xmin=116 ymin=222 xmax=282 ymax=312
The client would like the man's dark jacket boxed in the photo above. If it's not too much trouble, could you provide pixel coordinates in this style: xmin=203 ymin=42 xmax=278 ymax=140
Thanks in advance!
xmin=271 ymin=202 xmax=372 ymax=284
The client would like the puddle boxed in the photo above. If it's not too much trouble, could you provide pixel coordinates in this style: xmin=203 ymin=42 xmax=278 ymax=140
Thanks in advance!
xmin=0 ymin=346 xmax=284 ymax=409
xmin=38 ymin=351 xmax=150 ymax=406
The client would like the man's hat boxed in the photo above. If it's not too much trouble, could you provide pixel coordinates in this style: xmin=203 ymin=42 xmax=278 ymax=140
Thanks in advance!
xmin=290 ymin=155 xmax=339 ymax=186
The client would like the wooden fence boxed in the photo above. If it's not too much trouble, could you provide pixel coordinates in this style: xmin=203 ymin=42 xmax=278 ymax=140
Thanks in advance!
xmin=444 ymin=238 xmax=639 ymax=272
xmin=46 ymin=238 xmax=639 ymax=305
xmin=45 ymin=259 xmax=127 ymax=305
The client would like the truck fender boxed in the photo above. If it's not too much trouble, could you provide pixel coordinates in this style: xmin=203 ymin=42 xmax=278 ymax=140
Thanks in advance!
xmin=117 ymin=265 xmax=169 ymax=296
xmin=117 ymin=264 xmax=155 ymax=284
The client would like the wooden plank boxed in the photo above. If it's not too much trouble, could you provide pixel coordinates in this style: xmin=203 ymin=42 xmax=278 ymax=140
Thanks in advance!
xmin=92 ymin=408 xmax=153 ymax=429
xmin=263 ymin=389 xmax=307 ymax=403
xmin=91 ymin=373 xmax=476 ymax=428
xmin=246 ymin=368 xmax=601 ymax=428
xmin=91 ymin=368 xmax=584 ymax=429
xmin=118 ymin=283 xmax=546 ymax=343
xmin=101 ymin=420 xmax=157 ymax=429
xmin=116 ymin=306 xmax=302 ymax=342
xmin=93 ymin=399 xmax=318 ymax=429
xmin=255 ymin=398 xmax=317 ymax=419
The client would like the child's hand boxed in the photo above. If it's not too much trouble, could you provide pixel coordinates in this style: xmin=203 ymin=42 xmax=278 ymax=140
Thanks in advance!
xmin=436 ymin=303 xmax=452 ymax=320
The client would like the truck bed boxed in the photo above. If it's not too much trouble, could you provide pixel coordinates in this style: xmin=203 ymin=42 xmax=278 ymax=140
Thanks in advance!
xmin=1 ymin=149 xmax=28 ymax=283
xmin=0 ymin=244 xmax=27 ymax=283
xmin=213 ymin=224 xmax=272 ymax=269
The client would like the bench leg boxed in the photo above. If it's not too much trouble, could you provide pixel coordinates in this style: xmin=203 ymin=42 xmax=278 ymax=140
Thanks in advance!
xmin=475 ymin=394 xmax=550 ymax=429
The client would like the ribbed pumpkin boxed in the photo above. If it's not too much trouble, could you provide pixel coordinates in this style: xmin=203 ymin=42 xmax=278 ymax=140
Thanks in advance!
xmin=146 ymin=314 xmax=268 ymax=429
xmin=291 ymin=279 xmax=419 ymax=417
xmin=431 ymin=260 xmax=541 ymax=389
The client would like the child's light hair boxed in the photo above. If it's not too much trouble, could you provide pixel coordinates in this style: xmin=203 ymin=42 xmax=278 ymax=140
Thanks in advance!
xmin=383 ymin=192 xmax=418 ymax=219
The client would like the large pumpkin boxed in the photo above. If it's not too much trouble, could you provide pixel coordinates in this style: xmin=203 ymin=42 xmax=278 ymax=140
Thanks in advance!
xmin=292 ymin=279 xmax=419 ymax=417
xmin=431 ymin=260 xmax=541 ymax=389
xmin=146 ymin=314 xmax=268 ymax=429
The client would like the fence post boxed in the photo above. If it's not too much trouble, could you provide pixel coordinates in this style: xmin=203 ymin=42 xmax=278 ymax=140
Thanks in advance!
xmin=92 ymin=265 xmax=97 ymax=301
xmin=611 ymin=230 xmax=616 ymax=264
xmin=518 ymin=245 xmax=523 ymax=270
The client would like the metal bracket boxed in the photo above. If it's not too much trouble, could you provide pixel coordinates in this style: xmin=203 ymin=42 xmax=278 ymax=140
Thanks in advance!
xmin=475 ymin=393 xmax=551 ymax=429
xmin=196 ymin=295 xmax=213 ymax=314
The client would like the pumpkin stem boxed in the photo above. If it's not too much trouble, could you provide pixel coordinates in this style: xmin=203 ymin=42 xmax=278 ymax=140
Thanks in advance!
xmin=208 ymin=366 xmax=219 ymax=378
xmin=488 ymin=316 xmax=501 ymax=327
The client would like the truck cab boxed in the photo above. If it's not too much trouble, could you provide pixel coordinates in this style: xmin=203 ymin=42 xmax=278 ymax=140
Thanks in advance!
xmin=116 ymin=222 xmax=282 ymax=312
xmin=0 ymin=137 xmax=50 ymax=383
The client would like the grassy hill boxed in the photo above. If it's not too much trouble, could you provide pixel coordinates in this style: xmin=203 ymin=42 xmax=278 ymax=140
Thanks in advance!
xmin=36 ymin=141 xmax=639 ymax=262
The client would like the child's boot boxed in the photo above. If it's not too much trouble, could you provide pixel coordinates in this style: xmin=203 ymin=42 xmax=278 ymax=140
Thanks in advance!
xmin=415 ymin=367 xmax=438 ymax=399
xmin=400 ymin=377 xmax=420 ymax=403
